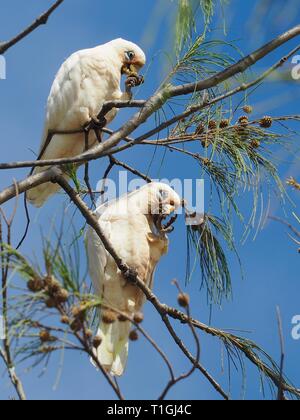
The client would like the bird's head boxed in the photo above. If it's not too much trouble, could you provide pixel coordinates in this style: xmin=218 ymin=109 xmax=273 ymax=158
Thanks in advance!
xmin=144 ymin=183 xmax=182 ymax=234
xmin=108 ymin=38 xmax=146 ymax=77
xmin=147 ymin=183 xmax=182 ymax=216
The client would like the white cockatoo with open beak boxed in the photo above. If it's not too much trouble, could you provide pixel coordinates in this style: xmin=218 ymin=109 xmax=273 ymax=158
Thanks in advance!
xmin=85 ymin=182 xmax=182 ymax=376
xmin=27 ymin=39 xmax=146 ymax=207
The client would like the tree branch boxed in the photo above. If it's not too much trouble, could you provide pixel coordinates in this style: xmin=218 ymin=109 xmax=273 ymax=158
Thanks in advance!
xmin=169 ymin=24 xmax=300 ymax=97
xmin=0 ymin=0 xmax=64 ymax=55
xmin=1 ymin=25 xmax=299 ymax=173
xmin=0 ymin=168 xmax=57 ymax=206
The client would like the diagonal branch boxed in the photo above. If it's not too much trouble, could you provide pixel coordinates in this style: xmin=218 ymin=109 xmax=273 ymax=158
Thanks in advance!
xmin=170 ymin=24 xmax=300 ymax=97
xmin=0 ymin=348 xmax=26 ymax=400
xmin=0 ymin=168 xmax=57 ymax=206
xmin=0 ymin=0 xmax=65 ymax=55
xmin=0 ymin=25 xmax=300 ymax=173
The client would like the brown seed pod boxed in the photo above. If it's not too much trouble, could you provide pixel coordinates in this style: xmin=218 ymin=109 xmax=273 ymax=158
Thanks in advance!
xmin=219 ymin=119 xmax=229 ymax=129
xmin=44 ymin=275 xmax=53 ymax=286
xmin=85 ymin=329 xmax=93 ymax=339
xmin=93 ymin=336 xmax=102 ymax=349
xmin=208 ymin=120 xmax=217 ymax=130
xmin=238 ymin=115 xmax=249 ymax=126
xmin=129 ymin=330 xmax=139 ymax=342
xmin=259 ymin=116 xmax=273 ymax=128
xmin=56 ymin=289 xmax=69 ymax=304
xmin=39 ymin=330 xmax=51 ymax=343
xmin=243 ymin=105 xmax=253 ymax=114
xmin=45 ymin=297 xmax=56 ymax=309
xmin=250 ymin=139 xmax=261 ymax=149
xmin=27 ymin=278 xmax=44 ymax=293
xmin=60 ymin=316 xmax=70 ymax=325
xmin=46 ymin=277 xmax=61 ymax=294
xmin=72 ymin=305 xmax=86 ymax=321
xmin=195 ymin=122 xmax=205 ymax=135
xmin=177 ymin=293 xmax=190 ymax=308
xmin=102 ymin=310 xmax=117 ymax=324
xmin=134 ymin=312 xmax=144 ymax=324
xmin=70 ymin=319 xmax=83 ymax=333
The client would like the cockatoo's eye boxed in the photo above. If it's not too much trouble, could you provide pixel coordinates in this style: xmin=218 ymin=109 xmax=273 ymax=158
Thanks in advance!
xmin=158 ymin=189 xmax=169 ymax=201
xmin=125 ymin=51 xmax=135 ymax=61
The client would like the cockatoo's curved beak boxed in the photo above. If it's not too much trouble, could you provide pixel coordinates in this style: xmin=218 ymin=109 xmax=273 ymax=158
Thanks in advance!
xmin=121 ymin=60 xmax=145 ymax=77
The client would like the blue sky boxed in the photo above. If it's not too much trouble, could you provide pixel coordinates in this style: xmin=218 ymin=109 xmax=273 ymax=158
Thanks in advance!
xmin=0 ymin=0 xmax=300 ymax=400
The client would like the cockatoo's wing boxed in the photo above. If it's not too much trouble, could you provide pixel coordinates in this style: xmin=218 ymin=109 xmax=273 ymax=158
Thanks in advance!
xmin=27 ymin=49 xmax=123 ymax=207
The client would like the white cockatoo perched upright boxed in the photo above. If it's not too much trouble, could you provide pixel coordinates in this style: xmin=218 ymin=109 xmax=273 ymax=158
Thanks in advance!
xmin=27 ymin=39 xmax=146 ymax=207
xmin=86 ymin=183 xmax=182 ymax=376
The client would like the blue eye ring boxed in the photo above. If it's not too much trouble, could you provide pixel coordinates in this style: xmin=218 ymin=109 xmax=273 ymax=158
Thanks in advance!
xmin=125 ymin=51 xmax=135 ymax=61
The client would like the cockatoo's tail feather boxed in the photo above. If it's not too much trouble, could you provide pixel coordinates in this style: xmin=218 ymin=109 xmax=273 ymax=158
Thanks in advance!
xmin=26 ymin=179 xmax=61 ymax=208
xmin=94 ymin=320 xmax=131 ymax=376
xmin=26 ymin=165 xmax=65 ymax=207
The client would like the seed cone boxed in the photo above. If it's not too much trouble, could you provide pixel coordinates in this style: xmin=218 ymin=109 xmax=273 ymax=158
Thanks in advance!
xmin=219 ymin=119 xmax=229 ymax=129
xmin=208 ymin=120 xmax=217 ymax=130
xmin=260 ymin=116 xmax=273 ymax=128
xmin=102 ymin=310 xmax=117 ymax=324
xmin=129 ymin=330 xmax=139 ymax=342
xmin=60 ymin=316 xmax=70 ymax=325
xmin=177 ymin=293 xmax=190 ymax=308
xmin=134 ymin=312 xmax=144 ymax=324
xmin=238 ymin=115 xmax=249 ymax=126
xmin=70 ymin=319 xmax=83 ymax=332
xmin=27 ymin=278 xmax=44 ymax=293
xmin=85 ymin=329 xmax=93 ymax=339
xmin=56 ymin=289 xmax=69 ymax=304
xmin=39 ymin=330 xmax=51 ymax=343
xmin=243 ymin=105 xmax=253 ymax=114
xmin=45 ymin=297 xmax=56 ymax=309
xmin=93 ymin=336 xmax=102 ymax=349
xmin=71 ymin=306 xmax=86 ymax=323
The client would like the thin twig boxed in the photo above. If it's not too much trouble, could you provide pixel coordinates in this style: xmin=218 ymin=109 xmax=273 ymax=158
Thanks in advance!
xmin=0 ymin=0 xmax=65 ymax=55
xmin=158 ymin=280 xmax=202 ymax=400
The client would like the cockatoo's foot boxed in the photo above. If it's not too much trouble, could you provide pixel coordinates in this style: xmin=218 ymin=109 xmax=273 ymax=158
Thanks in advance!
xmin=154 ymin=214 xmax=178 ymax=234
xmin=122 ymin=267 xmax=139 ymax=285
xmin=84 ymin=116 xmax=107 ymax=133
xmin=125 ymin=74 xmax=144 ymax=93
